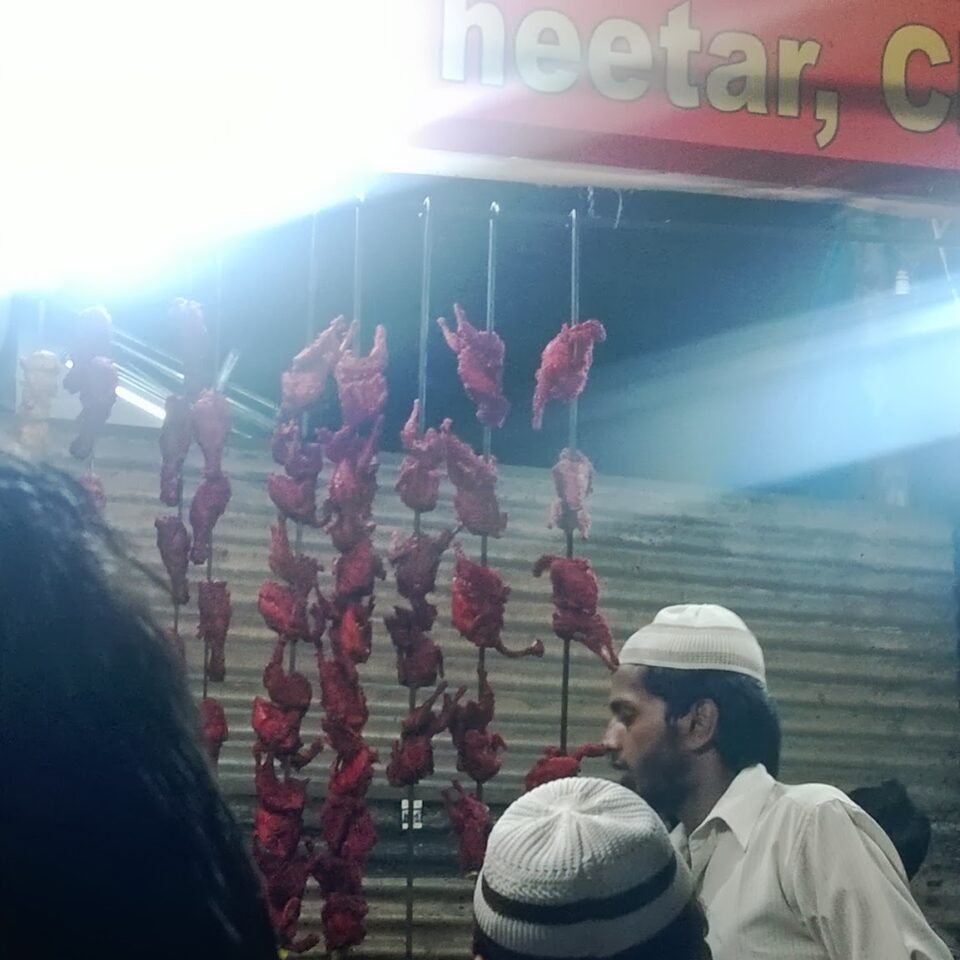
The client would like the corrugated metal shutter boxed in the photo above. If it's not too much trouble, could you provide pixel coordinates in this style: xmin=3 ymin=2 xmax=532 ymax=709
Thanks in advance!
xmin=42 ymin=425 xmax=959 ymax=957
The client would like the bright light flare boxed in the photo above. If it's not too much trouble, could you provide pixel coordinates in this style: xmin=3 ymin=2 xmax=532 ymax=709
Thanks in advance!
xmin=115 ymin=385 xmax=165 ymax=421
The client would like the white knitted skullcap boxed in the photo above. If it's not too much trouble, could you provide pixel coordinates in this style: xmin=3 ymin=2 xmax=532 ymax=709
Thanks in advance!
xmin=474 ymin=777 xmax=694 ymax=959
xmin=619 ymin=603 xmax=765 ymax=685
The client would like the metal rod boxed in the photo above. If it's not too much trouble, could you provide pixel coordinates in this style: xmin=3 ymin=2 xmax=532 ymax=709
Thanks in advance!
xmin=354 ymin=198 xmax=364 ymax=348
xmin=931 ymin=219 xmax=960 ymax=310
xmin=559 ymin=209 xmax=581 ymax=755
xmin=404 ymin=686 xmax=416 ymax=960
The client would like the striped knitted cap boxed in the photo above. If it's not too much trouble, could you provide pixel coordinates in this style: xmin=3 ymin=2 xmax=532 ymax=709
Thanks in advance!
xmin=474 ymin=777 xmax=693 ymax=959
xmin=619 ymin=604 xmax=765 ymax=685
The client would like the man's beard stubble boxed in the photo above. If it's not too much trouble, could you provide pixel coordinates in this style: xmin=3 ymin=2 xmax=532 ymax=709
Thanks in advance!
xmin=622 ymin=729 xmax=691 ymax=827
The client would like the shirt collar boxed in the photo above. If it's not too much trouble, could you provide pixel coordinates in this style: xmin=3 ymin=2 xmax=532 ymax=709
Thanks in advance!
xmin=689 ymin=763 xmax=776 ymax=851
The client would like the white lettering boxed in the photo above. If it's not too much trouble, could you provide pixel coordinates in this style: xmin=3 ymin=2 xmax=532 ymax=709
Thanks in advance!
xmin=515 ymin=11 xmax=581 ymax=93
xmin=441 ymin=0 xmax=506 ymax=85
xmin=660 ymin=2 xmax=701 ymax=109
xmin=777 ymin=39 xmax=821 ymax=117
xmin=589 ymin=18 xmax=653 ymax=101
xmin=706 ymin=32 xmax=768 ymax=114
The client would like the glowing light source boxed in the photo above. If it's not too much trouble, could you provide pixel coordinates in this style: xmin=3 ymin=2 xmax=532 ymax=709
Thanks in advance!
xmin=116 ymin=385 xmax=165 ymax=421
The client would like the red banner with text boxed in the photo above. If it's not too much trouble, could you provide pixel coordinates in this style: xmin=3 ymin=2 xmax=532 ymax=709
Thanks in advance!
xmin=408 ymin=0 xmax=959 ymax=200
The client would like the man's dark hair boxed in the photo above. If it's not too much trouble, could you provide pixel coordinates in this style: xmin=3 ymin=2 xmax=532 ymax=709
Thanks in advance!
xmin=473 ymin=898 xmax=712 ymax=960
xmin=0 ymin=454 xmax=277 ymax=959
xmin=640 ymin=668 xmax=781 ymax=777
xmin=849 ymin=780 xmax=931 ymax=880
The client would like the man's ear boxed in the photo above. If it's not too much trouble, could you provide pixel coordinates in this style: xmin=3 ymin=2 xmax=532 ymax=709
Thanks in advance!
xmin=675 ymin=698 xmax=719 ymax=753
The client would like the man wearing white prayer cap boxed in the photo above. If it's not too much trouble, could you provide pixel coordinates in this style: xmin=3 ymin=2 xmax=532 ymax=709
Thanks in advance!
xmin=603 ymin=603 xmax=951 ymax=960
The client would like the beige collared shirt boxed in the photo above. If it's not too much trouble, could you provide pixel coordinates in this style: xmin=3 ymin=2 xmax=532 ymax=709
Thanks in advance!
xmin=671 ymin=765 xmax=951 ymax=960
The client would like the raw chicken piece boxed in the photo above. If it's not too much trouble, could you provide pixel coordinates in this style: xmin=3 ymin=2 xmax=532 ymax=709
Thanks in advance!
xmin=532 ymin=554 xmax=618 ymax=670
xmin=334 ymin=323 xmax=388 ymax=428
xmin=262 ymin=856 xmax=320 ymax=954
xmin=78 ymin=471 xmax=106 ymax=512
xmin=268 ymin=521 xmax=320 ymax=600
xmin=443 ymin=781 xmax=493 ymax=874
xmin=442 ymin=423 xmax=507 ymax=537
xmin=386 ymin=682 xmax=463 ymax=787
xmin=159 ymin=394 xmax=192 ymax=505
xmin=254 ymin=804 xmax=302 ymax=862
xmin=281 ymin=315 xmax=351 ymax=415
xmin=258 ymin=581 xmax=310 ymax=641
xmin=523 ymin=742 xmax=609 ymax=792
xmin=317 ymin=646 xmax=369 ymax=732
xmin=255 ymin=756 xmax=307 ymax=815
xmin=388 ymin=528 xmax=457 ymax=606
xmin=155 ymin=515 xmax=191 ymax=605
xmin=267 ymin=473 xmax=318 ymax=526
xmin=334 ymin=539 xmax=385 ymax=602
xmin=437 ymin=303 xmax=510 ymax=428
xmin=262 ymin=640 xmax=313 ymax=713
xmin=199 ymin=696 xmax=228 ymax=764
xmin=252 ymin=698 xmax=305 ymax=759
xmin=169 ymin=298 xmax=211 ymax=400
xmin=198 ymin=580 xmax=231 ymax=682
xmin=68 ymin=356 xmax=118 ymax=460
xmin=330 ymin=598 xmax=374 ymax=664
xmin=320 ymin=794 xmax=377 ymax=862
xmin=448 ymin=668 xmax=506 ymax=785
xmin=188 ymin=473 xmax=231 ymax=564
xmin=271 ymin=420 xmax=324 ymax=480
xmin=328 ymin=736 xmax=378 ymax=797
xmin=451 ymin=548 xmax=543 ymax=659
xmin=192 ymin=389 xmax=230 ymax=478
xmin=532 ymin=319 xmax=606 ymax=429
xmin=549 ymin=448 xmax=595 ymax=539
xmin=322 ymin=417 xmax=383 ymax=522
xmin=322 ymin=893 xmax=368 ymax=952
xmin=395 ymin=400 xmax=449 ymax=513
xmin=384 ymin=606 xmax=444 ymax=689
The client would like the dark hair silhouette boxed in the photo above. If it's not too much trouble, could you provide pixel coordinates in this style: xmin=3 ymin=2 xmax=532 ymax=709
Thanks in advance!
xmin=640 ymin=668 xmax=781 ymax=777
xmin=849 ymin=779 xmax=932 ymax=880
xmin=0 ymin=454 xmax=276 ymax=959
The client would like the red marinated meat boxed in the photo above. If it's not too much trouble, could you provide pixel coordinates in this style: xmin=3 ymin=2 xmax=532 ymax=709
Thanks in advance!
xmin=198 ymin=580 xmax=231 ymax=682
xmin=320 ymin=794 xmax=377 ymax=862
xmin=281 ymin=315 xmax=351 ymax=415
xmin=395 ymin=400 xmax=449 ymax=513
xmin=334 ymin=323 xmax=388 ymax=428
xmin=267 ymin=472 xmax=318 ymax=526
xmin=386 ymin=683 xmax=462 ymax=787
xmin=322 ymin=893 xmax=368 ymax=952
xmin=532 ymin=319 xmax=606 ymax=429
xmin=385 ymin=606 xmax=444 ymax=689
xmin=169 ymin=298 xmax=211 ymax=400
xmin=78 ymin=471 xmax=106 ymax=512
xmin=448 ymin=669 xmax=507 ymax=785
xmin=155 ymin=515 xmax=191 ymax=605
xmin=334 ymin=539 xmax=385 ymax=603
xmin=252 ymin=697 xmax=304 ymax=759
xmin=159 ymin=394 xmax=192 ymax=505
xmin=532 ymin=554 xmax=618 ymax=670
xmin=188 ymin=473 xmax=231 ymax=564
xmin=549 ymin=448 xmax=595 ymax=539
xmin=312 ymin=850 xmax=362 ymax=897
xmin=68 ymin=356 xmax=118 ymax=460
xmin=388 ymin=528 xmax=457 ymax=606
xmin=199 ymin=696 xmax=228 ymax=764
xmin=437 ymin=303 xmax=510 ymax=428
xmin=255 ymin=757 xmax=307 ymax=815
xmin=443 ymin=781 xmax=493 ymax=874
xmin=262 ymin=856 xmax=320 ymax=954
xmin=328 ymin=737 xmax=377 ymax=797
xmin=523 ymin=742 xmax=609 ymax=792
xmin=253 ymin=804 xmax=302 ymax=862
xmin=451 ymin=548 xmax=544 ymax=659
xmin=258 ymin=580 xmax=310 ymax=641
xmin=271 ymin=420 xmax=324 ymax=480
xmin=317 ymin=647 xmax=369 ymax=731
xmin=323 ymin=417 xmax=383 ymax=522
xmin=192 ymin=389 xmax=230 ymax=478
xmin=331 ymin=598 xmax=374 ymax=664
xmin=262 ymin=640 xmax=313 ymax=713
xmin=268 ymin=521 xmax=320 ymax=599
xmin=442 ymin=423 xmax=507 ymax=537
